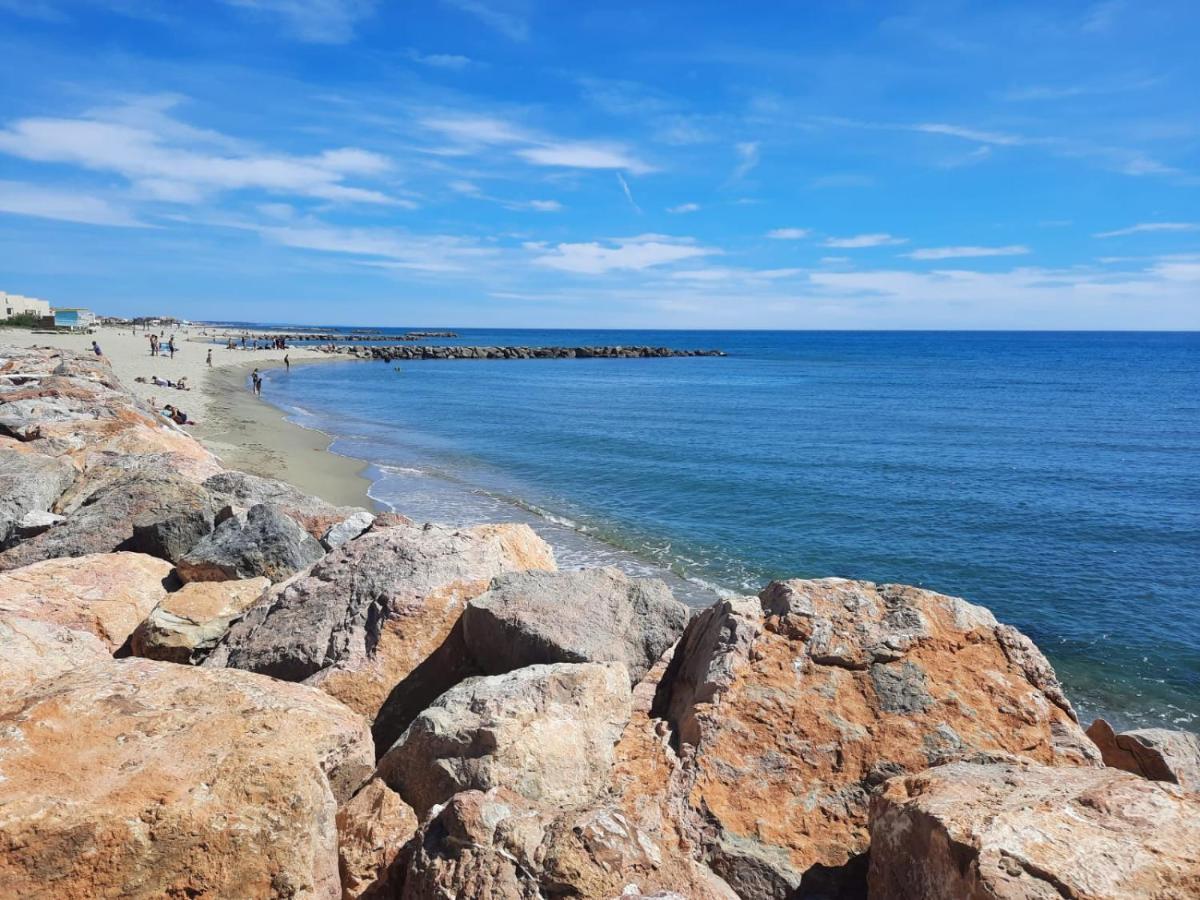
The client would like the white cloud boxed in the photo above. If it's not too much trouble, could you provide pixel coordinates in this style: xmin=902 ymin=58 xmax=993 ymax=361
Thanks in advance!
xmin=525 ymin=199 xmax=562 ymax=212
xmin=914 ymin=123 xmax=1025 ymax=146
xmin=904 ymin=245 xmax=1030 ymax=260
xmin=441 ymin=0 xmax=528 ymax=41
xmin=517 ymin=142 xmax=654 ymax=174
xmin=420 ymin=114 xmax=531 ymax=146
xmin=667 ymin=203 xmax=700 ymax=214
xmin=530 ymin=234 xmax=716 ymax=275
xmin=732 ymin=141 xmax=759 ymax=178
xmin=1094 ymin=222 xmax=1199 ymax=238
xmin=767 ymin=227 xmax=810 ymax=240
xmin=221 ymin=0 xmax=377 ymax=43
xmin=823 ymin=233 xmax=907 ymax=248
xmin=0 ymin=100 xmax=396 ymax=206
xmin=256 ymin=221 xmax=498 ymax=272
xmin=0 ymin=180 xmax=144 ymax=227
xmin=405 ymin=49 xmax=473 ymax=69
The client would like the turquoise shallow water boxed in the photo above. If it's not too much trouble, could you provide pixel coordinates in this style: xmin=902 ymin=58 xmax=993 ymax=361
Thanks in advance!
xmin=255 ymin=330 xmax=1200 ymax=732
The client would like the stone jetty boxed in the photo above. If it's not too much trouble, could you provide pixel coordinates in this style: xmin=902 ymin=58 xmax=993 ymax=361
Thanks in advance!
xmin=320 ymin=343 xmax=727 ymax=362
xmin=0 ymin=343 xmax=1197 ymax=899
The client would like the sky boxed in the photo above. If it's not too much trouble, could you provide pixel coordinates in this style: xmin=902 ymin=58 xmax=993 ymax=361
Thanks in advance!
xmin=0 ymin=1 xmax=1198 ymax=329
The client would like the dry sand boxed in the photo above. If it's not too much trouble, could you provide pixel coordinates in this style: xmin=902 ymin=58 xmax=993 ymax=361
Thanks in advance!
xmin=0 ymin=324 xmax=375 ymax=509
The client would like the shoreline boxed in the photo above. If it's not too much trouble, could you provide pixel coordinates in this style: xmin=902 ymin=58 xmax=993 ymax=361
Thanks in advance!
xmin=196 ymin=358 xmax=376 ymax=510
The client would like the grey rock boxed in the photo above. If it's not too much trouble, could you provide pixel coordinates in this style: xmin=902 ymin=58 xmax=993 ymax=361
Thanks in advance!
xmin=462 ymin=567 xmax=689 ymax=684
xmin=0 ymin=448 xmax=74 ymax=545
xmin=320 ymin=509 xmax=374 ymax=550
xmin=204 ymin=521 xmax=554 ymax=736
xmin=176 ymin=503 xmax=324 ymax=583
xmin=202 ymin=470 xmax=366 ymax=540
xmin=0 ymin=470 xmax=214 ymax=570
xmin=1087 ymin=718 xmax=1200 ymax=793
xmin=378 ymin=662 xmax=632 ymax=816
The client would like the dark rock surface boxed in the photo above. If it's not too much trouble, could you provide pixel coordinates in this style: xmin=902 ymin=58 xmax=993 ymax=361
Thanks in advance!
xmin=177 ymin=502 xmax=325 ymax=583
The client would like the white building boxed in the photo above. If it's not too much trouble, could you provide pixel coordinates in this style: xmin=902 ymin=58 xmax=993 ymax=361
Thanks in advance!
xmin=2 ymin=292 xmax=52 ymax=320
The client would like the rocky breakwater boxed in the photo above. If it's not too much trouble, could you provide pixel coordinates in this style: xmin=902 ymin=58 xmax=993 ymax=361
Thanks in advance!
xmin=1 ymin=343 xmax=1198 ymax=899
xmin=324 ymin=343 xmax=727 ymax=362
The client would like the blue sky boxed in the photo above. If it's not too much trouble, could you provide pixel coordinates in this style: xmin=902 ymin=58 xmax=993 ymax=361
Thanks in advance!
xmin=1 ymin=1 xmax=1197 ymax=328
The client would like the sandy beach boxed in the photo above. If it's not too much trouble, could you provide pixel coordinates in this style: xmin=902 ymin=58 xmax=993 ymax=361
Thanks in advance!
xmin=0 ymin=323 xmax=375 ymax=509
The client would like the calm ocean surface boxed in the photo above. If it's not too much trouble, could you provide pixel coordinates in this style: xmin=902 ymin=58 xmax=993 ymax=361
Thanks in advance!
xmin=254 ymin=330 xmax=1200 ymax=731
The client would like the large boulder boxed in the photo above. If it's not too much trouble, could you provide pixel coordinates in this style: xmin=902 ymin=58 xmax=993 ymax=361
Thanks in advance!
xmin=336 ymin=778 xmax=418 ymax=900
xmin=205 ymin=521 xmax=555 ymax=744
xmin=402 ymin=787 xmax=736 ymax=900
xmin=0 ymin=659 xmax=375 ymax=900
xmin=651 ymin=579 xmax=1101 ymax=898
xmin=176 ymin=503 xmax=325 ymax=583
xmin=0 ymin=551 xmax=174 ymax=651
xmin=868 ymin=758 xmax=1200 ymax=899
xmin=202 ymin=469 xmax=368 ymax=541
xmin=1087 ymin=718 xmax=1200 ymax=793
xmin=0 ymin=469 xmax=214 ymax=569
xmin=462 ymin=567 xmax=690 ymax=684
xmin=0 ymin=447 xmax=74 ymax=545
xmin=130 ymin=576 xmax=271 ymax=664
xmin=0 ymin=617 xmax=109 ymax=703
xmin=378 ymin=662 xmax=632 ymax=817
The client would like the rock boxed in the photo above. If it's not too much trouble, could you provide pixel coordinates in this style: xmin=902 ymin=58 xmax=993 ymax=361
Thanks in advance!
xmin=868 ymin=758 xmax=1200 ymax=899
xmin=0 ymin=447 xmax=73 ymax=544
xmin=321 ymin=509 xmax=375 ymax=550
xmin=0 ymin=617 xmax=109 ymax=703
xmin=0 ymin=469 xmax=214 ymax=569
xmin=11 ymin=509 xmax=65 ymax=541
xmin=1087 ymin=718 xmax=1200 ymax=793
xmin=0 ymin=659 xmax=375 ymax=900
xmin=206 ymin=522 xmax=555 ymax=744
xmin=402 ymin=787 xmax=735 ymax=900
xmin=378 ymin=662 xmax=632 ymax=817
xmin=462 ymin=567 xmax=690 ymax=684
xmin=203 ymin=469 xmax=367 ymax=541
xmin=336 ymin=778 xmax=418 ymax=900
xmin=652 ymin=578 xmax=1101 ymax=897
xmin=130 ymin=576 xmax=271 ymax=663
xmin=0 ymin=551 xmax=174 ymax=651
xmin=176 ymin=502 xmax=325 ymax=583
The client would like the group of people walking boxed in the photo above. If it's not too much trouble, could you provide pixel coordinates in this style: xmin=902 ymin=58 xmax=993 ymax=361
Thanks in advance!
xmin=148 ymin=333 xmax=176 ymax=358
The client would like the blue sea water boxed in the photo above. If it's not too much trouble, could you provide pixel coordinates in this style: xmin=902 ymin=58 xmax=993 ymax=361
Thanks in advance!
xmin=256 ymin=330 xmax=1200 ymax=731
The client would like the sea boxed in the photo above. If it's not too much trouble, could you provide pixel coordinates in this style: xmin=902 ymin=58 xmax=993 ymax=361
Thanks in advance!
xmin=242 ymin=328 xmax=1199 ymax=732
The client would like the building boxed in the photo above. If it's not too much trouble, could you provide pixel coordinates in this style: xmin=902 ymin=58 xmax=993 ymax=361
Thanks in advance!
xmin=1 ymin=292 xmax=51 ymax=320
xmin=51 ymin=307 xmax=97 ymax=331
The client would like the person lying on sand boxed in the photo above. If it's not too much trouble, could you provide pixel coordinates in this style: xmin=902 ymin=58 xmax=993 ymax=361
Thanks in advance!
xmin=162 ymin=404 xmax=193 ymax=426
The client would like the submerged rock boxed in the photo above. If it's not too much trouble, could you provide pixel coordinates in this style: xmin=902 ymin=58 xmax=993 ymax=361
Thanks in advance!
xmin=651 ymin=578 xmax=1101 ymax=898
xmin=378 ymin=661 xmax=632 ymax=816
xmin=176 ymin=502 xmax=325 ymax=583
xmin=0 ymin=551 xmax=173 ymax=651
xmin=868 ymin=758 xmax=1200 ymax=899
xmin=1087 ymin=717 xmax=1200 ymax=793
xmin=130 ymin=576 xmax=271 ymax=664
xmin=205 ymin=521 xmax=555 ymax=739
xmin=0 ymin=659 xmax=374 ymax=900
xmin=462 ymin=566 xmax=689 ymax=684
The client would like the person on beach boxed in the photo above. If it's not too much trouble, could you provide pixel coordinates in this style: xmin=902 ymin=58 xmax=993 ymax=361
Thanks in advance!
xmin=149 ymin=334 xmax=157 ymax=356
xmin=284 ymin=353 xmax=290 ymax=371
xmin=168 ymin=337 xmax=176 ymax=359
xmin=206 ymin=349 xmax=212 ymax=367
xmin=91 ymin=341 xmax=102 ymax=356
xmin=251 ymin=368 xmax=262 ymax=395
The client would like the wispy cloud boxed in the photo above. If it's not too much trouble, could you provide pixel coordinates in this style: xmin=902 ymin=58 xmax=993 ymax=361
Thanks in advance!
xmin=441 ymin=0 xmax=528 ymax=41
xmin=823 ymin=233 xmax=907 ymax=248
xmin=1082 ymin=0 xmax=1123 ymax=33
xmin=616 ymin=173 xmax=642 ymax=214
xmin=1094 ymin=222 xmax=1199 ymax=238
xmin=903 ymin=245 xmax=1030 ymax=260
xmin=732 ymin=141 xmax=760 ymax=179
xmin=529 ymin=234 xmax=715 ymax=275
xmin=667 ymin=202 xmax=700 ymax=214
xmin=0 ymin=97 xmax=397 ymax=206
xmin=221 ymin=0 xmax=377 ymax=44
xmin=405 ymin=49 xmax=474 ymax=70
xmin=0 ymin=180 xmax=144 ymax=227
xmin=766 ymin=227 xmax=810 ymax=240
xmin=252 ymin=220 xmax=498 ymax=272
xmin=420 ymin=112 xmax=655 ymax=174
xmin=914 ymin=123 xmax=1025 ymax=146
